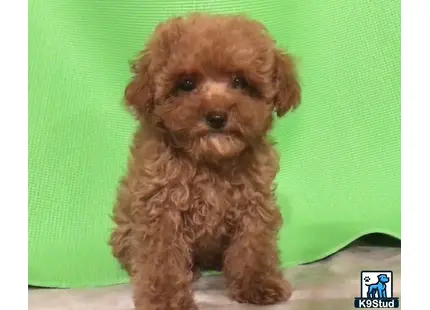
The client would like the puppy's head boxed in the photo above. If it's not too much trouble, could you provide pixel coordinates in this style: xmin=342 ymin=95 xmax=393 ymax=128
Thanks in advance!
xmin=126 ymin=13 xmax=300 ymax=160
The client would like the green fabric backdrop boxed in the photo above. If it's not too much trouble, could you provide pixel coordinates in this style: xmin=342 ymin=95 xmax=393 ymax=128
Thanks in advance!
xmin=29 ymin=0 xmax=400 ymax=288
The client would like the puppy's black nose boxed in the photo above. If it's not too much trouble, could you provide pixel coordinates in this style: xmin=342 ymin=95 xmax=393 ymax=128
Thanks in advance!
xmin=205 ymin=111 xmax=228 ymax=130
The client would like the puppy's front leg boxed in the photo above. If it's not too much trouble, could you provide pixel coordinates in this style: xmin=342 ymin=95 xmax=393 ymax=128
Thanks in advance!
xmin=132 ymin=213 xmax=196 ymax=310
xmin=223 ymin=213 xmax=292 ymax=305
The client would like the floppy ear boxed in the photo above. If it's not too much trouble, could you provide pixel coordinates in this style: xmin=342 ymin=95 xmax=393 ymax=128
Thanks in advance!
xmin=273 ymin=50 xmax=301 ymax=117
xmin=124 ymin=49 xmax=153 ymax=117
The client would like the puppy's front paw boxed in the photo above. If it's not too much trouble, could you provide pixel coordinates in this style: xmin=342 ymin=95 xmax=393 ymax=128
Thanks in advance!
xmin=135 ymin=300 xmax=198 ymax=310
xmin=229 ymin=276 xmax=292 ymax=305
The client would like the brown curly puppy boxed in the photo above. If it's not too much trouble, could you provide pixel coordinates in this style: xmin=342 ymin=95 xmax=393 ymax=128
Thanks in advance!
xmin=109 ymin=13 xmax=301 ymax=310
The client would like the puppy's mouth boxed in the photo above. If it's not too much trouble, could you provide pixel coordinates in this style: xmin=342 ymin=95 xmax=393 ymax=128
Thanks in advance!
xmin=162 ymin=122 xmax=247 ymax=159
xmin=197 ymin=131 xmax=247 ymax=159
xmin=197 ymin=124 xmax=243 ymax=138
xmin=207 ymin=130 xmax=236 ymax=138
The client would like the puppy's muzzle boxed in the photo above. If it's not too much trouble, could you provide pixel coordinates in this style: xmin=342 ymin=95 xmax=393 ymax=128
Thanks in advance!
xmin=205 ymin=111 xmax=227 ymax=130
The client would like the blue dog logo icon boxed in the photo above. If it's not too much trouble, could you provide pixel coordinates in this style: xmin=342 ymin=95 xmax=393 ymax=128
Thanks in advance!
xmin=354 ymin=270 xmax=399 ymax=308
xmin=365 ymin=273 xmax=390 ymax=299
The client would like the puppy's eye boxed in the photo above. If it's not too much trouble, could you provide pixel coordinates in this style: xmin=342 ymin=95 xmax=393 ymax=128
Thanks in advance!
xmin=232 ymin=75 xmax=249 ymax=90
xmin=177 ymin=77 xmax=196 ymax=92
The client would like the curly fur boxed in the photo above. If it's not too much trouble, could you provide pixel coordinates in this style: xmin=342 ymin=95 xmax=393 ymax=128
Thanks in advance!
xmin=109 ymin=13 xmax=301 ymax=310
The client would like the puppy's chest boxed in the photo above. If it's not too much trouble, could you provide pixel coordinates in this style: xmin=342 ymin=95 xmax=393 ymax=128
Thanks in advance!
xmin=182 ymin=172 xmax=245 ymax=237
